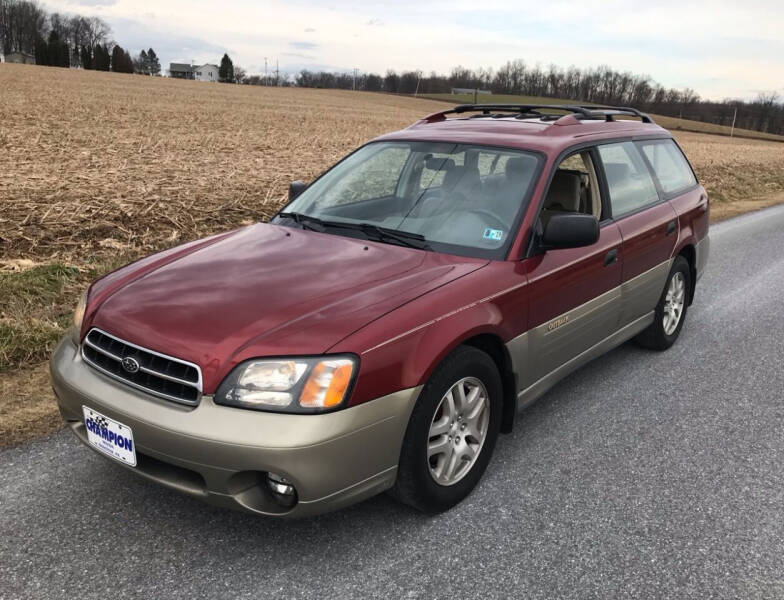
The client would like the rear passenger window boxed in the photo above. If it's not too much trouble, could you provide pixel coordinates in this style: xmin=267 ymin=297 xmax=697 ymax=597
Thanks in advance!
xmin=638 ymin=139 xmax=697 ymax=195
xmin=598 ymin=142 xmax=659 ymax=218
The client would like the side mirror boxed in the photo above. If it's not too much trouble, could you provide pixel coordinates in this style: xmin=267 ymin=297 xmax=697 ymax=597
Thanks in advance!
xmin=289 ymin=180 xmax=307 ymax=202
xmin=541 ymin=213 xmax=599 ymax=250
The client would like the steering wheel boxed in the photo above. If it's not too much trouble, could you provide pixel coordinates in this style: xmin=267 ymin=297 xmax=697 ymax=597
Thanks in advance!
xmin=410 ymin=189 xmax=469 ymax=218
xmin=466 ymin=209 xmax=508 ymax=233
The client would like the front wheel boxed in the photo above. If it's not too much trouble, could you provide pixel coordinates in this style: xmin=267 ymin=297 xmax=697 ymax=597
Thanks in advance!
xmin=390 ymin=346 xmax=502 ymax=513
xmin=635 ymin=255 xmax=691 ymax=351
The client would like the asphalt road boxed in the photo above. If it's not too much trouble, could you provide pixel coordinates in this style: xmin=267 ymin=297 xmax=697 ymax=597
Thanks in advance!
xmin=2 ymin=205 xmax=784 ymax=600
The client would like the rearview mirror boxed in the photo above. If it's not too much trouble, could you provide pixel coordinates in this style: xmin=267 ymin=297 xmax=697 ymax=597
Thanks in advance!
xmin=289 ymin=180 xmax=307 ymax=202
xmin=541 ymin=213 xmax=599 ymax=250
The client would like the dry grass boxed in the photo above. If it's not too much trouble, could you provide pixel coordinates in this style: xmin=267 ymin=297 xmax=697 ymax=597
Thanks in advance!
xmin=0 ymin=63 xmax=447 ymax=263
xmin=0 ymin=363 xmax=61 ymax=448
xmin=671 ymin=132 xmax=784 ymax=204
xmin=1 ymin=63 xmax=783 ymax=447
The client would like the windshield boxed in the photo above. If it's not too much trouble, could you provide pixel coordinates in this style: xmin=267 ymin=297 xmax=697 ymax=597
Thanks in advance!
xmin=274 ymin=141 xmax=542 ymax=259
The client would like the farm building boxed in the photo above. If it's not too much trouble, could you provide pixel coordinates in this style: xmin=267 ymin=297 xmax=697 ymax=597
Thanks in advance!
xmin=4 ymin=52 xmax=36 ymax=65
xmin=169 ymin=63 xmax=194 ymax=79
xmin=451 ymin=88 xmax=492 ymax=95
xmin=169 ymin=62 xmax=220 ymax=81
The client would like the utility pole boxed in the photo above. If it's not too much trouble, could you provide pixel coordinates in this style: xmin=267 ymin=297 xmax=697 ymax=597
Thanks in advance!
xmin=276 ymin=59 xmax=279 ymax=86
xmin=730 ymin=106 xmax=738 ymax=138
xmin=353 ymin=68 xmax=357 ymax=91
xmin=264 ymin=57 xmax=268 ymax=86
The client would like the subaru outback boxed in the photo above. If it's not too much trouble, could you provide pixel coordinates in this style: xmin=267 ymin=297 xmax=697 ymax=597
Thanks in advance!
xmin=51 ymin=104 xmax=709 ymax=517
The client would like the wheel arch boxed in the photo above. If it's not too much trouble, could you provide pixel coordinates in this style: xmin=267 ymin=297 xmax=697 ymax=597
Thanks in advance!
xmin=676 ymin=243 xmax=697 ymax=305
xmin=460 ymin=333 xmax=517 ymax=434
xmin=403 ymin=323 xmax=519 ymax=435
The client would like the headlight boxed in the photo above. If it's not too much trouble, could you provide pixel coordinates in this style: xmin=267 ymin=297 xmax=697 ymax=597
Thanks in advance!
xmin=214 ymin=356 xmax=357 ymax=413
xmin=71 ymin=289 xmax=88 ymax=343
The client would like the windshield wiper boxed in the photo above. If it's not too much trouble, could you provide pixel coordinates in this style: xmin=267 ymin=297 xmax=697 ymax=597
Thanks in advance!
xmin=277 ymin=213 xmax=429 ymax=250
xmin=277 ymin=212 xmax=325 ymax=232
xmin=354 ymin=223 xmax=430 ymax=250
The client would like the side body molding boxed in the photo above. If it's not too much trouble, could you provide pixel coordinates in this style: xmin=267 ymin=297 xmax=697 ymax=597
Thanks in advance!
xmin=506 ymin=258 xmax=672 ymax=410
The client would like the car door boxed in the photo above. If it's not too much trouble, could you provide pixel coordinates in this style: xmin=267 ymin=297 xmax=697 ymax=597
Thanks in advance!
xmin=519 ymin=148 xmax=623 ymax=392
xmin=596 ymin=140 xmax=678 ymax=326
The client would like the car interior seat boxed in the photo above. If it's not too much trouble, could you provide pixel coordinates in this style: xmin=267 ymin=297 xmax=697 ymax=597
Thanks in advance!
xmin=540 ymin=170 xmax=582 ymax=227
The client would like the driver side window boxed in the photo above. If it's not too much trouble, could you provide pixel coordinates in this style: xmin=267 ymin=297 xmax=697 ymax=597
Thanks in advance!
xmin=539 ymin=150 xmax=602 ymax=228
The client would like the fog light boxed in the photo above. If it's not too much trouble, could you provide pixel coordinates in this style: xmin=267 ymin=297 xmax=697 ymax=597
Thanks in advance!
xmin=267 ymin=472 xmax=297 ymax=508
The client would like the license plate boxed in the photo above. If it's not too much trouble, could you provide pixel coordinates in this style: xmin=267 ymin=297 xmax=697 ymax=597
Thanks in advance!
xmin=82 ymin=406 xmax=137 ymax=467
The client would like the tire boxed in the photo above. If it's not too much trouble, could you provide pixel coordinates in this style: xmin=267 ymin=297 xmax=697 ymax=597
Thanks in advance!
xmin=635 ymin=255 xmax=691 ymax=351
xmin=390 ymin=345 xmax=502 ymax=514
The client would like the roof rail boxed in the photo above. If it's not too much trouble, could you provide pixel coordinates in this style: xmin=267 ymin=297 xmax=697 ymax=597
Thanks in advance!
xmin=576 ymin=105 xmax=654 ymax=123
xmin=416 ymin=103 xmax=654 ymax=125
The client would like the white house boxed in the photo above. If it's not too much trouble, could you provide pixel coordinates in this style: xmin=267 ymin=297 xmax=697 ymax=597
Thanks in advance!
xmin=193 ymin=64 xmax=219 ymax=82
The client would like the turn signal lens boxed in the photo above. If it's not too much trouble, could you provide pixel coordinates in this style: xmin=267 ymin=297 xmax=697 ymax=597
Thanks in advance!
xmin=299 ymin=359 xmax=355 ymax=409
xmin=71 ymin=289 xmax=88 ymax=344
xmin=214 ymin=355 xmax=357 ymax=413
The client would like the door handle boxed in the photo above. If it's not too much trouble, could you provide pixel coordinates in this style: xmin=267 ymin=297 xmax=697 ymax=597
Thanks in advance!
xmin=604 ymin=248 xmax=618 ymax=266
xmin=666 ymin=220 xmax=677 ymax=236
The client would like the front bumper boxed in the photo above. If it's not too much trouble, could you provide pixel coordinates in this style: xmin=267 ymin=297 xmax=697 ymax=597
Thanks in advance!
xmin=50 ymin=335 xmax=420 ymax=517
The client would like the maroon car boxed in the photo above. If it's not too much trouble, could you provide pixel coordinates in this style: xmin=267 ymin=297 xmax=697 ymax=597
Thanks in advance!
xmin=51 ymin=104 xmax=709 ymax=517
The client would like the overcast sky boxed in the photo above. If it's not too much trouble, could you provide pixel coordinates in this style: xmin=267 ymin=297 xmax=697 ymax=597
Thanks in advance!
xmin=44 ymin=0 xmax=783 ymax=100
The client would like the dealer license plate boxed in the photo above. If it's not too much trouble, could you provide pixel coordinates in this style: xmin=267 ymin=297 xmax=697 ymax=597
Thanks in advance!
xmin=82 ymin=406 xmax=137 ymax=467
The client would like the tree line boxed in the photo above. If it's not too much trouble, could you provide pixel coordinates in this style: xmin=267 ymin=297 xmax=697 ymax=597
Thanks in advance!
xmin=1 ymin=0 xmax=159 ymax=75
xmin=293 ymin=62 xmax=784 ymax=136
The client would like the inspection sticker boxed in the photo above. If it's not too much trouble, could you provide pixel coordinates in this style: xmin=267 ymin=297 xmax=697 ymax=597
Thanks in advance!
xmin=483 ymin=228 xmax=504 ymax=241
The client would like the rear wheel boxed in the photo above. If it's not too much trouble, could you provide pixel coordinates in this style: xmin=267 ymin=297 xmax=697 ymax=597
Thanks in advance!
xmin=635 ymin=255 xmax=691 ymax=351
xmin=391 ymin=346 xmax=502 ymax=513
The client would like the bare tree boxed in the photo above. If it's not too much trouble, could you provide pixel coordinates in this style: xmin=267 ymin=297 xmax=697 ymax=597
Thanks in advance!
xmin=0 ymin=0 xmax=47 ymax=54
xmin=84 ymin=15 xmax=110 ymax=47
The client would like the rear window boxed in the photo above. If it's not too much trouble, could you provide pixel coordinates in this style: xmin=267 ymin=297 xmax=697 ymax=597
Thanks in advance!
xmin=638 ymin=139 xmax=697 ymax=196
xmin=598 ymin=141 xmax=660 ymax=217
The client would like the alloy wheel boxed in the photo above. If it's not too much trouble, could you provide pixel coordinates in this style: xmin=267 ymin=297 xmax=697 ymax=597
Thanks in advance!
xmin=663 ymin=271 xmax=686 ymax=335
xmin=427 ymin=377 xmax=490 ymax=486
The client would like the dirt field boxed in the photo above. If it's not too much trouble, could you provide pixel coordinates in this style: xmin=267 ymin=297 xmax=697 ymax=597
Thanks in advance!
xmin=0 ymin=64 xmax=449 ymax=264
xmin=3 ymin=64 xmax=784 ymax=266
xmin=2 ymin=63 xmax=783 ymax=447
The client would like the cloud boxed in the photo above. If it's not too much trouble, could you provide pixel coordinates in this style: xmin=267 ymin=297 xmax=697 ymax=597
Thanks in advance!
xmin=38 ymin=0 xmax=784 ymax=98
xmin=290 ymin=41 xmax=318 ymax=50
xmin=64 ymin=0 xmax=117 ymax=5
xmin=283 ymin=52 xmax=315 ymax=60
xmin=107 ymin=16 xmax=225 ymax=65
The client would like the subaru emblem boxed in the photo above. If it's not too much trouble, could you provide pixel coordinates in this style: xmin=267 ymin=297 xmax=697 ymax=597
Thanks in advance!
xmin=121 ymin=356 xmax=140 ymax=374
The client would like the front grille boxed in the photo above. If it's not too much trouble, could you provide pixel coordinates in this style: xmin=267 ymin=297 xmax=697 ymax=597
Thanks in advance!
xmin=81 ymin=328 xmax=202 ymax=406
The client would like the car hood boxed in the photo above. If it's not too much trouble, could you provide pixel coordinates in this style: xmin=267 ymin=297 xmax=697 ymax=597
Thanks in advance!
xmin=88 ymin=223 xmax=487 ymax=393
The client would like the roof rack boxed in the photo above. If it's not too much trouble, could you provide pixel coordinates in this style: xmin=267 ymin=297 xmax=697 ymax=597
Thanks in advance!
xmin=576 ymin=105 xmax=654 ymax=123
xmin=418 ymin=104 xmax=654 ymax=125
